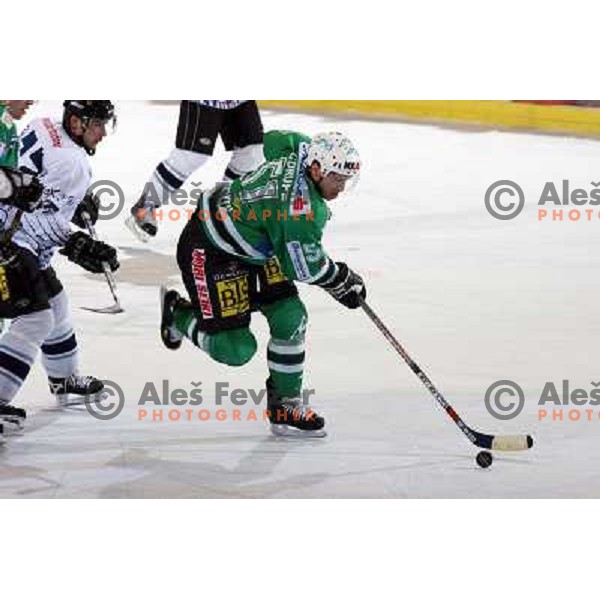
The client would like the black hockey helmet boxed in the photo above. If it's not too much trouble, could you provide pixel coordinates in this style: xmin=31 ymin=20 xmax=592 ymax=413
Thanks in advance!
xmin=62 ymin=100 xmax=116 ymax=154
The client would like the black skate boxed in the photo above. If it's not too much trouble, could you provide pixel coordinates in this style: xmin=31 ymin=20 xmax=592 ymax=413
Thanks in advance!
xmin=49 ymin=375 xmax=104 ymax=406
xmin=125 ymin=195 xmax=158 ymax=242
xmin=160 ymin=286 xmax=185 ymax=350
xmin=266 ymin=379 xmax=326 ymax=438
xmin=0 ymin=403 xmax=26 ymax=432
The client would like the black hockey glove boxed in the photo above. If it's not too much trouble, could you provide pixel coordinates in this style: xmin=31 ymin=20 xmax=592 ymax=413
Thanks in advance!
xmin=71 ymin=191 xmax=100 ymax=229
xmin=322 ymin=262 xmax=366 ymax=309
xmin=0 ymin=166 xmax=44 ymax=213
xmin=0 ymin=242 xmax=36 ymax=317
xmin=59 ymin=231 xmax=119 ymax=274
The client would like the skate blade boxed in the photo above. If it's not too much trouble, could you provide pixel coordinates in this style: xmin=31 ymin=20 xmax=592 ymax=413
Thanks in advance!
xmin=270 ymin=424 xmax=327 ymax=438
xmin=0 ymin=417 xmax=25 ymax=433
xmin=57 ymin=392 xmax=102 ymax=408
xmin=125 ymin=215 xmax=153 ymax=243
xmin=159 ymin=285 xmax=167 ymax=313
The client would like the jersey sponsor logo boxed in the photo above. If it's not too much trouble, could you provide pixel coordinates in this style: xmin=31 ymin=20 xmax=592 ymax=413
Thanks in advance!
xmin=292 ymin=145 xmax=308 ymax=198
xmin=263 ymin=257 xmax=287 ymax=285
xmin=292 ymin=196 xmax=304 ymax=212
xmin=290 ymin=188 xmax=312 ymax=217
xmin=0 ymin=266 xmax=10 ymax=301
xmin=191 ymin=249 xmax=214 ymax=319
xmin=216 ymin=276 xmax=249 ymax=318
xmin=289 ymin=143 xmax=311 ymax=216
xmin=302 ymin=243 xmax=325 ymax=264
xmin=287 ymin=241 xmax=310 ymax=281
xmin=281 ymin=152 xmax=298 ymax=198
xmin=296 ymin=142 xmax=309 ymax=178
xmin=213 ymin=262 xmax=245 ymax=282
xmin=42 ymin=119 xmax=62 ymax=148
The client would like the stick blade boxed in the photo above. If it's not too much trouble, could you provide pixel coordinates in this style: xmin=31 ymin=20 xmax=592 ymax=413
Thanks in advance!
xmin=491 ymin=434 xmax=534 ymax=452
xmin=472 ymin=430 xmax=533 ymax=452
xmin=80 ymin=304 xmax=124 ymax=315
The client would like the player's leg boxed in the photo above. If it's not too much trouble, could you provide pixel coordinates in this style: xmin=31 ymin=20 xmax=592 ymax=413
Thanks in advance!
xmin=40 ymin=272 xmax=104 ymax=405
xmin=0 ymin=246 xmax=55 ymax=432
xmin=255 ymin=258 xmax=325 ymax=436
xmin=127 ymin=101 xmax=222 ymax=241
xmin=221 ymin=101 xmax=264 ymax=181
xmin=160 ymin=220 xmax=257 ymax=367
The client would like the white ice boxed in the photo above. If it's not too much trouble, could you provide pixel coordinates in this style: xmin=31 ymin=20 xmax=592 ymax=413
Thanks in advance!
xmin=1 ymin=101 xmax=599 ymax=498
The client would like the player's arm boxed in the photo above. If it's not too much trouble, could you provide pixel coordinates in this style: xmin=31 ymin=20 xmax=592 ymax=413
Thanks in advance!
xmin=276 ymin=214 xmax=366 ymax=309
xmin=59 ymin=168 xmax=118 ymax=272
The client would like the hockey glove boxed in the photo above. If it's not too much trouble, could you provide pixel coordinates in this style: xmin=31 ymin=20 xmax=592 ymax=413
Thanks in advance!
xmin=322 ymin=262 xmax=366 ymax=309
xmin=0 ymin=242 xmax=36 ymax=317
xmin=0 ymin=166 xmax=44 ymax=213
xmin=59 ymin=231 xmax=119 ymax=274
xmin=71 ymin=191 xmax=100 ymax=229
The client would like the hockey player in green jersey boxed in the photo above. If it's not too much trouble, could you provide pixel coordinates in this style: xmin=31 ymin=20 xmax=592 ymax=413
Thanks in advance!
xmin=160 ymin=130 xmax=366 ymax=437
xmin=0 ymin=101 xmax=34 ymax=167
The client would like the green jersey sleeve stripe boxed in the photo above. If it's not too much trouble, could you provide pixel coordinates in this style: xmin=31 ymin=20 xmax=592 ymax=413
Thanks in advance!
xmin=304 ymin=257 xmax=338 ymax=285
xmin=201 ymin=188 xmax=264 ymax=261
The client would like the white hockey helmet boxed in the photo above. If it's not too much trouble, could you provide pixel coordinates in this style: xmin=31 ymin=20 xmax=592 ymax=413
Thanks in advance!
xmin=306 ymin=132 xmax=361 ymax=180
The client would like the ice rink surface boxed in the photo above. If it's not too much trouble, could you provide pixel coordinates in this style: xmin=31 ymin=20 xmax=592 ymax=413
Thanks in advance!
xmin=1 ymin=101 xmax=599 ymax=498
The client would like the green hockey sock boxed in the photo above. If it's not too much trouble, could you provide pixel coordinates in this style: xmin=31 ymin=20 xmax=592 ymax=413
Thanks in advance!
xmin=261 ymin=297 xmax=307 ymax=398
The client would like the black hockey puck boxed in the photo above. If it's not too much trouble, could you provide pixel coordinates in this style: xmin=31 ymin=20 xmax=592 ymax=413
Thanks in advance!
xmin=476 ymin=450 xmax=493 ymax=469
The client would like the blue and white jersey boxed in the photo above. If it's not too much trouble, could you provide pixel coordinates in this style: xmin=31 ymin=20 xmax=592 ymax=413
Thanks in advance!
xmin=0 ymin=118 xmax=91 ymax=269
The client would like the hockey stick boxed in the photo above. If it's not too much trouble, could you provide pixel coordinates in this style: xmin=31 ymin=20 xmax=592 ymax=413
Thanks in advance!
xmin=79 ymin=211 xmax=124 ymax=315
xmin=359 ymin=298 xmax=533 ymax=452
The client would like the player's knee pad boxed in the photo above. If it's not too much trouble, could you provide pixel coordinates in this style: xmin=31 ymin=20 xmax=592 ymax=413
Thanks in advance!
xmin=164 ymin=147 xmax=210 ymax=180
xmin=227 ymin=144 xmax=264 ymax=178
xmin=207 ymin=328 xmax=258 ymax=367
xmin=264 ymin=297 xmax=308 ymax=342
xmin=10 ymin=308 xmax=55 ymax=347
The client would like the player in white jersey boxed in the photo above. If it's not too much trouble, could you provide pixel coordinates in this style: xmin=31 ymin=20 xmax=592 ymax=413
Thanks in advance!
xmin=126 ymin=100 xmax=265 ymax=241
xmin=0 ymin=101 xmax=120 ymax=438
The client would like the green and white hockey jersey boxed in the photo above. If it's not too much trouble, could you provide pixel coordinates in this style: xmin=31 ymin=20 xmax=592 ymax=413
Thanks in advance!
xmin=199 ymin=130 xmax=338 ymax=286
xmin=0 ymin=104 xmax=19 ymax=168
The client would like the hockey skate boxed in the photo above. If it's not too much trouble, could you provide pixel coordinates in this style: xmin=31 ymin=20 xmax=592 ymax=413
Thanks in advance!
xmin=160 ymin=286 xmax=185 ymax=350
xmin=49 ymin=375 xmax=104 ymax=407
xmin=266 ymin=379 xmax=326 ymax=438
xmin=0 ymin=403 xmax=26 ymax=432
xmin=125 ymin=195 xmax=159 ymax=242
